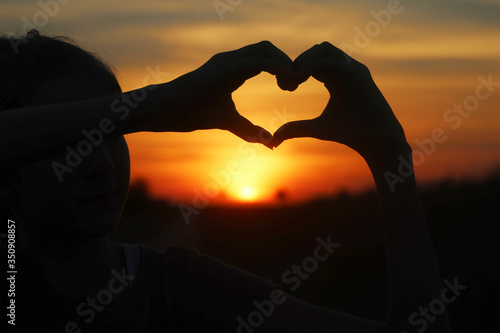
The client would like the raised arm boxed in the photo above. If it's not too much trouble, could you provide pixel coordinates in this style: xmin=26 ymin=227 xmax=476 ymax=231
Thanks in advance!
xmin=271 ymin=42 xmax=450 ymax=333
xmin=0 ymin=41 xmax=295 ymax=168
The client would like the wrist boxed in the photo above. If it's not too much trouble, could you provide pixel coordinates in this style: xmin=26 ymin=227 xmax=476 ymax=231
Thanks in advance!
xmin=128 ymin=82 xmax=171 ymax=133
xmin=361 ymin=140 xmax=412 ymax=168
xmin=361 ymin=141 xmax=415 ymax=194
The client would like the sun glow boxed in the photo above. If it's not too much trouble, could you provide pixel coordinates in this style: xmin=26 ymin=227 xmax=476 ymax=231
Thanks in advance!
xmin=235 ymin=185 xmax=258 ymax=202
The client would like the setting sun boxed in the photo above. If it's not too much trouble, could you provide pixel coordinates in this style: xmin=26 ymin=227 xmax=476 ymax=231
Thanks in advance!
xmin=235 ymin=185 xmax=258 ymax=202
xmin=15 ymin=0 xmax=496 ymax=206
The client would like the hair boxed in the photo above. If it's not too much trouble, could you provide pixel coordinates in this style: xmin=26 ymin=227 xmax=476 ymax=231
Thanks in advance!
xmin=0 ymin=28 xmax=121 ymax=111
xmin=0 ymin=29 xmax=123 ymax=231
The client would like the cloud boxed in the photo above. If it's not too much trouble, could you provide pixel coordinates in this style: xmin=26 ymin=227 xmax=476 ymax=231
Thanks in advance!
xmin=1 ymin=0 xmax=499 ymax=200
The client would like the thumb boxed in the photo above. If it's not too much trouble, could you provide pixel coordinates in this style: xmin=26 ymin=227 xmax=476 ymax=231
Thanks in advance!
xmin=226 ymin=114 xmax=274 ymax=149
xmin=272 ymin=118 xmax=319 ymax=148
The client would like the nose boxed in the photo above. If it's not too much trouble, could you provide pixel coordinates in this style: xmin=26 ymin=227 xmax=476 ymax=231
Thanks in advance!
xmin=81 ymin=144 xmax=116 ymax=179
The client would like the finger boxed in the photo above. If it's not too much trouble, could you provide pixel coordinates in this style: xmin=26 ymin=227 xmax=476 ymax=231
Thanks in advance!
xmin=210 ymin=41 xmax=292 ymax=66
xmin=209 ymin=41 xmax=298 ymax=91
xmin=272 ymin=119 xmax=319 ymax=148
xmin=225 ymin=113 xmax=274 ymax=149
xmin=293 ymin=42 xmax=348 ymax=80
xmin=222 ymin=57 xmax=298 ymax=91
xmin=293 ymin=42 xmax=368 ymax=89
xmin=294 ymin=42 xmax=350 ymax=70
xmin=298 ymin=57 xmax=355 ymax=91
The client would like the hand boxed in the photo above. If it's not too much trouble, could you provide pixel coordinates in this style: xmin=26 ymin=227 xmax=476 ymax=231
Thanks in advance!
xmin=155 ymin=41 xmax=298 ymax=148
xmin=272 ymin=42 xmax=408 ymax=159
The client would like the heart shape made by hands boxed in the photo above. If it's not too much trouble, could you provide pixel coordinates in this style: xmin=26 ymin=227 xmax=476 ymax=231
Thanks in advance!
xmin=232 ymin=73 xmax=329 ymax=148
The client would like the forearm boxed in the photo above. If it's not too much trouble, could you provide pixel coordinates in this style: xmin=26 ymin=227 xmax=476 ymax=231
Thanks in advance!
xmin=362 ymin=143 xmax=450 ymax=332
xmin=0 ymin=83 xmax=164 ymax=168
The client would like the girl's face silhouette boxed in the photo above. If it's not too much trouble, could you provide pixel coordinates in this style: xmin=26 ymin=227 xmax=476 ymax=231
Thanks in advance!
xmin=10 ymin=76 xmax=130 ymax=237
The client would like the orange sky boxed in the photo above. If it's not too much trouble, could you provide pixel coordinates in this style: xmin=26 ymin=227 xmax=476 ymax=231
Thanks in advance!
xmin=2 ymin=0 xmax=499 ymax=204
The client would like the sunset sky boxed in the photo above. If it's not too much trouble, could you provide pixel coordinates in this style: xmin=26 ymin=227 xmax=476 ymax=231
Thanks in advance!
xmin=2 ymin=0 xmax=499 ymax=204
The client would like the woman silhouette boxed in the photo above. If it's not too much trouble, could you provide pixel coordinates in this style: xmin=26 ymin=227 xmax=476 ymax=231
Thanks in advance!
xmin=0 ymin=30 xmax=450 ymax=332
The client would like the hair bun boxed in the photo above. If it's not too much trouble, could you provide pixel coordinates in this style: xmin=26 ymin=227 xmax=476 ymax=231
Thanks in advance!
xmin=26 ymin=28 xmax=40 ymax=38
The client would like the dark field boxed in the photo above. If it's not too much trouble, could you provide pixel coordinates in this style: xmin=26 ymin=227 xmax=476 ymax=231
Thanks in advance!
xmin=110 ymin=170 xmax=500 ymax=332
